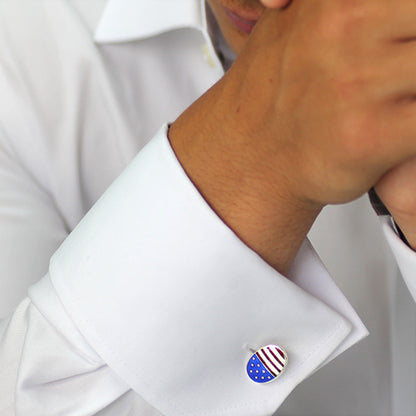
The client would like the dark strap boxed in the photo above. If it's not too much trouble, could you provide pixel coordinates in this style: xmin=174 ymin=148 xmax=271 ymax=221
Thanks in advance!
xmin=368 ymin=188 xmax=411 ymax=247
xmin=368 ymin=187 xmax=391 ymax=216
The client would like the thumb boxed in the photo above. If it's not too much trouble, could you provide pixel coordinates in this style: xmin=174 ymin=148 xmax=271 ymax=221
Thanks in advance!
xmin=259 ymin=0 xmax=291 ymax=9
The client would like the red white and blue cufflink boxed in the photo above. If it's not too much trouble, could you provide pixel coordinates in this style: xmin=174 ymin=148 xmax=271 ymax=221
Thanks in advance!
xmin=247 ymin=345 xmax=288 ymax=383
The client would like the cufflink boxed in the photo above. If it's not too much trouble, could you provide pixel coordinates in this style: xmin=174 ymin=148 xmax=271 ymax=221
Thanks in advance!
xmin=247 ymin=345 xmax=288 ymax=383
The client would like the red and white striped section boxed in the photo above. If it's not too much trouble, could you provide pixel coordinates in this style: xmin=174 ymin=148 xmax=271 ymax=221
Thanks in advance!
xmin=256 ymin=345 xmax=288 ymax=377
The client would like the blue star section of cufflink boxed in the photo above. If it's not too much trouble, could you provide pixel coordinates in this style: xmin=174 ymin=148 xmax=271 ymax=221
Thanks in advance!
xmin=247 ymin=354 xmax=274 ymax=383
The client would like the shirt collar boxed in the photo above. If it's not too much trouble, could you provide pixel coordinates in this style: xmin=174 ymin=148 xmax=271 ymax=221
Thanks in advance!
xmin=94 ymin=0 xmax=206 ymax=43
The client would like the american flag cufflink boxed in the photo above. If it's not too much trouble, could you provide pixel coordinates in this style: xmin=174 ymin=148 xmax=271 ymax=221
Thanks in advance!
xmin=247 ymin=345 xmax=288 ymax=383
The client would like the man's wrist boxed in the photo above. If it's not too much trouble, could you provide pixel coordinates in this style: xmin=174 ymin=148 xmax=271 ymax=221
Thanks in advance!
xmin=168 ymin=94 xmax=322 ymax=275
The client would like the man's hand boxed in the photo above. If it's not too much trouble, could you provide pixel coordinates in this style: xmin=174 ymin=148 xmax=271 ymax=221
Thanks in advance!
xmin=169 ymin=0 xmax=416 ymax=273
xmin=265 ymin=0 xmax=416 ymax=251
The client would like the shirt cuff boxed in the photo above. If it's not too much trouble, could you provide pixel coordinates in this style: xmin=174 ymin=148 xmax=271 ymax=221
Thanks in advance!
xmin=29 ymin=124 xmax=368 ymax=416
xmin=380 ymin=216 xmax=416 ymax=302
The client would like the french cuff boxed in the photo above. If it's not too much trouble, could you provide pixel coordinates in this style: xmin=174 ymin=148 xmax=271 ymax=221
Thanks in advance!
xmin=30 ymin=124 xmax=368 ymax=416
xmin=380 ymin=217 xmax=416 ymax=302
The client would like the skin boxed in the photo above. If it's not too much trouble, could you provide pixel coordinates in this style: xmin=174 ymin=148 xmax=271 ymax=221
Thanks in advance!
xmin=169 ymin=0 xmax=416 ymax=276
xmin=207 ymin=0 xmax=416 ymax=249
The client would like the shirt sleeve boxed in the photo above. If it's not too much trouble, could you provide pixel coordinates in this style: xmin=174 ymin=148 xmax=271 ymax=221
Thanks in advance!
xmin=1 ymin=125 xmax=368 ymax=416
xmin=0 ymin=122 xmax=69 ymax=317
xmin=379 ymin=216 xmax=416 ymax=302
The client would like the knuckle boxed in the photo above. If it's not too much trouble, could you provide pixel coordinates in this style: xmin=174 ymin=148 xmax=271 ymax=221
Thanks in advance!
xmin=330 ymin=63 xmax=375 ymax=104
xmin=316 ymin=1 xmax=370 ymax=40
xmin=333 ymin=75 xmax=367 ymax=101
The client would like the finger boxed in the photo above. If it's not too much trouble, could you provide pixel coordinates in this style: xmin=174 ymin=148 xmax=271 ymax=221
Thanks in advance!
xmin=259 ymin=0 xmax=291 ymax=9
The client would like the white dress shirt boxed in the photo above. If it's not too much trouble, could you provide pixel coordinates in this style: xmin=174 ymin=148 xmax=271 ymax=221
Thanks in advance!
xmin=0 ymin=1 xmax=415 ymax=415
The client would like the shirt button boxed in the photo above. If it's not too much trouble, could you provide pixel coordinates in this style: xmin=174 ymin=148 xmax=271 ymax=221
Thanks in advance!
xmin=247 ymin=345 xmax=288 ymax=383
xmin=201 ymin=44 xmax=216 ymax=68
